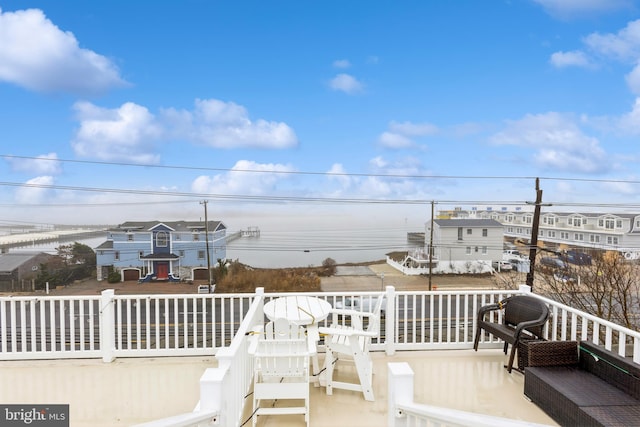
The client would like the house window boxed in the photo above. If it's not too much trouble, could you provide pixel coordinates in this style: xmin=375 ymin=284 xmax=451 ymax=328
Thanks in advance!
xmin=198 ymin=250 xmax=205 ymax=259
xmin=482 ymin=229 xmax=487 ymax=237
xmin=574 ymin=233 xmax=584 ymax=241
xmin=139 ymin=251 xmax=144 ymax=258
xmin=590 ymin=235 xmax=600 ymax=243
xmin=193 ymin=233 xmax=200 ymax=241
xmin=481 ymin=246 xmax=487 ymax=254
xmin=465 ymin=247 xmax=471 ymax=255
xmin=548 ymin=231 xmax=556 ymax=238
xmin=179 ymin=250 xmax=185 ymax=257
xmin=127 ymin=233 xmax=134 ymax=241
xmin=458 ymin=227 xmax=463 ymax=241
xmin=607 ymin=236 xmax=619 ymax=245
xmin=561 ymin=232 xmax=569 ymax=240
xmin=156 ymin=231 xmax=168 ymax=247
xmin=474 ymin=246 xmax=479 ymax=253
xmin=114 ymin=251 xmax=120 ymax=261
xmin=524 ymin=215 xmax=532 ymax=224
xmin=616 ymin=219 xmax=623 ymax=228
xmin=467 ymin=229 xmax=472 ymax=235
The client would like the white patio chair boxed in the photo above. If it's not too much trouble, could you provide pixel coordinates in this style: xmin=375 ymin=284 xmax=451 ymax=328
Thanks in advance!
xmin=318 ymin=295 xmax=384 ymax=402
xmin=250 ymin=318 xmax=312 ymax=427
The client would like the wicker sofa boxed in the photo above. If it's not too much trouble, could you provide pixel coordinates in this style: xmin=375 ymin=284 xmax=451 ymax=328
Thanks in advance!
xmin=523 ymin=340 xmax=640 ymax=427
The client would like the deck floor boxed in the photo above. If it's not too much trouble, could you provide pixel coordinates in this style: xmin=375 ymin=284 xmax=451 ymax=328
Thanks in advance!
xmin=0 ymin=350 xmax=558 ymax=426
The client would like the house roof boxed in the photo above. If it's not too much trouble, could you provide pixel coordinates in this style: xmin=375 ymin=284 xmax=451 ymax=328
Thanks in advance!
xmin=110 ymin=220 xmax=226 ymax=233
xmin=0 ymin=252 xmax=50 ymax=273
xmin=95 ymin=240 xmax=114 ymax=250
xmin=434 ymin=219 xmax=503 ymax=228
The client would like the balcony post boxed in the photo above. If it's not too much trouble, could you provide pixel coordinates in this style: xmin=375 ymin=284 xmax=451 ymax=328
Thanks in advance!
xmin=100 ymin=289 xmax=115 ymax=363
xmin=388 ymin=362 xmax=414 ymax=427
xmin=385 ymin=285 xmax=396 ymax=356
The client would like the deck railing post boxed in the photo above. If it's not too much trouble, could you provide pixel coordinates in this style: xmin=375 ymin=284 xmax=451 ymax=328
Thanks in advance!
xmin=385 ymin=285 xmax=396 ymax=356
xmin=388 ymin=362 xmax=414 ymax=427
xmin=100 ymin=289 xmax=115 ymax=362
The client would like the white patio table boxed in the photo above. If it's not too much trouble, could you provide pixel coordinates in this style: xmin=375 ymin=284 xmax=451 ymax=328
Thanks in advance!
xmin=263 ymin=295 xmax=332 ymax=383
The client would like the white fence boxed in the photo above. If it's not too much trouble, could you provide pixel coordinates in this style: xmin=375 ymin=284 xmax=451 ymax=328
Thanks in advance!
xmin=2 ymin=286 xmax=640 ymax=364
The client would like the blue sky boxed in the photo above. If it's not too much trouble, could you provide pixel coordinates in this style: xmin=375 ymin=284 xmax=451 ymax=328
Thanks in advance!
xmin=2 ymin=0 xmax=640 ymax=231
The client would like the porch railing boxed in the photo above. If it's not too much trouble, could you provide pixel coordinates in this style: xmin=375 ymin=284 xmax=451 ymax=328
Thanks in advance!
xmin=388 ymin=362 xmax=551 ymax=427
xmin=2 ymin=285 xmax=640 ymax=364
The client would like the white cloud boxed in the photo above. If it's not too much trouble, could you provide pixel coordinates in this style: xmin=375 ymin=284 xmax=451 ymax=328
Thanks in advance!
xmin=614 ymin=97 xmax=640 ymax=133
xmin=327 ymin=163 xmax=352 ymax=188
xmin=389 ymin=121 xmax=438 ymax=136
xmin=191 ymin=160 xmax=296 ymax=195
xmin=549 ymin=50 xmax=593 ymax=68
xmin=378 ymin=132 xmax=414 ymax=149
xmin=0 ymin=8 xmax=127 ymax=94
xmin=490 ymin=112 xmax=609 ymax=173
xmin=625 ymin=64 xmax=640 ymax=95
xmin=15 ymin=176 xmax=54 ymax=203
xmin=333 ymin=59 xmax=351 ymax=68
xmin=71 ymin=101 xmax=162 ymax=164
xmin=7 ymin=153 xmax=61 ymax=175
xmin=583 ymin=19 xmax=640 ymax=62
xmin=378 ymin=120 xmax=437 ymax=149
xmin=162 ymin=99 xmax=298 ymax=149
xmin=328 ymin=73 xmax=364 ymax=94
xmin=533 ymin=0 xmax=632 ymax=19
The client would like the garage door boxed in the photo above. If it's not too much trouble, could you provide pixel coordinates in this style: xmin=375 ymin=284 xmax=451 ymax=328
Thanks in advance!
xmin=123 ymin=269 xmax=140 ymax=281
xmin=193 ymin=268 xmax=208 ymax=280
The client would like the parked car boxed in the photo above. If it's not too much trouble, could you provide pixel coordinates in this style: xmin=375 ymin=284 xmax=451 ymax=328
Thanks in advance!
xmin=503 ymin=249 xmax=522 ymax=258
xmin=540 ymin=257 xmax=567 ymax=269
xmin=333 ymin=296 xmax=386 ymax=317
xmin=492 ymin=260 xmax=513 ymax=272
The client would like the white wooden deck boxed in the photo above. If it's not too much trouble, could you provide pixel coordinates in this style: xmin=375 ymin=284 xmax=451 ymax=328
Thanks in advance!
xmin=0 ymin=350 xmax=558 ymax=426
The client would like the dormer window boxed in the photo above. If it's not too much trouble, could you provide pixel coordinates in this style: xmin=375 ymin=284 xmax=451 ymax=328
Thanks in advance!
xmin=568 ymin=215 xmax=585 ymax=228
xmin=156 ymin=231 xmax=168 ymax=247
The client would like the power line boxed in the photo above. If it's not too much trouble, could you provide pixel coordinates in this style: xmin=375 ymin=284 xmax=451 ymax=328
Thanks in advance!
xmin=6 ymin=154 xmax=640 ymax=185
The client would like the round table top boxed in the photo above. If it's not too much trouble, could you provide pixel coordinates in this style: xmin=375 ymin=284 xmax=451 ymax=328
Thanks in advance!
xmin=263 ymin=295 xmax=332 ymax=325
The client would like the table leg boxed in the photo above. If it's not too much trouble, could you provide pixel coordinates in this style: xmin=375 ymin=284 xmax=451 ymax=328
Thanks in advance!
xmin=306 ymin=324 xmax=323 ymax=387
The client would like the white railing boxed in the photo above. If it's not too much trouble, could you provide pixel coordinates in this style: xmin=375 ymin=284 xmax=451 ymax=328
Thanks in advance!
xmin=3 ymin=286 xmax=640 ymax=366
xmin=388 ymin=362 xmax=552 ymax=427
xmin=135 ymin=288 xmax=265 ymax=427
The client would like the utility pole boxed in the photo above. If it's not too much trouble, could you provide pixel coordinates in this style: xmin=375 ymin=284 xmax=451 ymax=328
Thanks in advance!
xmin=428 ymin=200 xmax=434 ymax=291
xmin=200 ymin=200 xmax=212 ymax=289
xmin=526 ymin=178 xmax=550 ymax=292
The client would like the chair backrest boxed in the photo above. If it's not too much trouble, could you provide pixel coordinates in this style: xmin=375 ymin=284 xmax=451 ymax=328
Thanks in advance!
xmin=366 ymin=296 xmax=384 ymax=335
xmin=255 ymin=318 xmax=309 ymax=378
xmin=264 ymin=317 xmax=306 ymax=340
xmin=503 ymin=295 xmax=550 ymax=337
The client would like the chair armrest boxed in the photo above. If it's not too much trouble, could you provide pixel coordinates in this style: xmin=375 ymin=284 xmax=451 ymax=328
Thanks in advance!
xmin=328 ymin=308 xmax=378 ymax=322
xmin=247 ymin=325 xmax=264 ymax=355
xmin=477 ymin=302 xmax=502 ymax=320
xmin=318 ymin=326 xmax=377 ymax=338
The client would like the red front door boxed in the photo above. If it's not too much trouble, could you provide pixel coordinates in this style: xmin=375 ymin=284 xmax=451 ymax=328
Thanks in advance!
xmin=156 ymin=262 xmax=169 ymax=280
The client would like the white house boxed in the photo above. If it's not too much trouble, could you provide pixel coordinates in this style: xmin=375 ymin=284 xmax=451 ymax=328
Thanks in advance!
xmin=430 ymin=219 xmax=504 ymax=274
